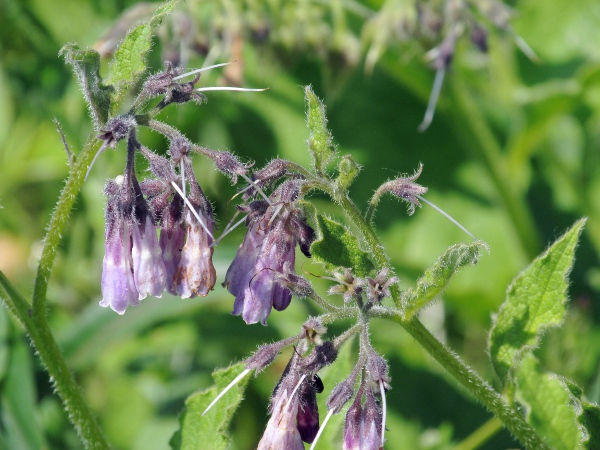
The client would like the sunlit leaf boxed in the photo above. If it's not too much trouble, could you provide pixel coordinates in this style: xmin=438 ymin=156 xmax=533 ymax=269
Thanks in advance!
xmin=310 ymin=215 xmax=373 ymax=277
xmin=170 ymin=362 xmax=250 ymax=450
xmin=489 ymin=219 xmax=585 ymax=387
xmin=515 ymin=355 xmax=582 ymax=450
xmin=106 ymin=0 xmax=180 ymax=110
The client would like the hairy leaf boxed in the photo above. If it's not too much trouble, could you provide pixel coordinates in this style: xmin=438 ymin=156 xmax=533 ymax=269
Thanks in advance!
xmin=310 ymin=215 xmax=373 ymax=277
xmin=561 ymin=378 xmax=600 ymax=449
xmin=170 ymin=362 xmax=249 ymax=450
xmin=60 ymin=44 xmax=113 ymax=127
xmin=516 ymin=355 xmax=582 ymax=450
xmin=305 ymin=86 xmax=336 ymax=175
xmin=402 ymin=241 xmax=489 ymax=319
xmin=489 ymin=219 xmax=585 ymax=387
xmin=106 ymin=0 xmax=180 ymax=110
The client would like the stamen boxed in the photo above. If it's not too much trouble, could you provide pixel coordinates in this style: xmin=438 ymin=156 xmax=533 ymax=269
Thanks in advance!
xmin=380 ymin=380 xmax=387 ymax=447
xmin=287 ymin=374 xmax=307 ymax=412
xmin=416 ymin=195 xmax=477 ymax=240
xmin=202 ymin=368 xmax=252 ymax=416
xmin=196 ymin=86 xmax=268 ymax=93
xmin=170 ymin=181 xmax=215 ymax=240
xmin=309 ymin=409 xmax=334 ymax=450
xmin=85 ymin=141 xmax=108 ymax=181
xmin=267 ymin=203 xmax=284 ymax=228
xmin=220 ymin=210 xmax=241 ymax=237
xmin=239 ymin=172 xmax=273 ymax=206
xmin=180 ymin=158 xmax=186 ymax=199
xmin=172 ymin=61 xmax=234 ymax=81
xmin=418 ymin=68 xmax=446 ymax=132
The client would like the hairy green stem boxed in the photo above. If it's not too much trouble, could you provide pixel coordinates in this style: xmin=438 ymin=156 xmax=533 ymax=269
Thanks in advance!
xmin=28 ymin=138 xmax=110 ymax=449
xmin=398 ymin=318 xmax=549 ymax=449
xmin=448 ymin=78 xmax=540 ymax=259
xmin=334 ymin=189 xmax=547 ymax=448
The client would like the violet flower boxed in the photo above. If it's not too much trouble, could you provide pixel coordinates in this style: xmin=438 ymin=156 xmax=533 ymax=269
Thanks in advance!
xmin=225 ymin=184 xmax=315 ymax=325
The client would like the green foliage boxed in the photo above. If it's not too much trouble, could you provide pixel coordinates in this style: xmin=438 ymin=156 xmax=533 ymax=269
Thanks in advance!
xmin=310 ymin=214 xmax=374 ymax=277
xmin=305 ymin=85 xmax=336 ymax=176
xmin=489 ymin=219 xmax=586 ymax=387
xmin=106 ymin=0 xmax=180 ymax=111
xmin=515 ymin=354 xmax=582 ymax=450
xmin=562 ymin=379 xmax=600 ymax=449
xmin=59 ymin=44 xmax=113 ymax=127
xmin=335 ymin=155 xmax=361 ymax=191
xmin=170 ymin=363 xmax=249 ymax=450
xmin=402 ymin=241 xmax=489 ymax=319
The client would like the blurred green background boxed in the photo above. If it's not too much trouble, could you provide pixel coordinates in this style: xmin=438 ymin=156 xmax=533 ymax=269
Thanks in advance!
xmin=1 ymin=0 xmax=600 ymax=449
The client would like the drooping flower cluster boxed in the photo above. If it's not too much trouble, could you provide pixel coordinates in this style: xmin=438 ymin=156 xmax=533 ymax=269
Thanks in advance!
xmin=99 ymin=129 xmax=217 ymax=314
xmin=224 ymin=180 xmax=315 ymax=325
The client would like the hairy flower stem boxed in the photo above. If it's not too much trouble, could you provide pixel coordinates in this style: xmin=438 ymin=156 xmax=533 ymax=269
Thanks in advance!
xmin=26 ymin=138 xmax=110 ymax=449
xmin=333 ymin=189 xmax=547 ymax=448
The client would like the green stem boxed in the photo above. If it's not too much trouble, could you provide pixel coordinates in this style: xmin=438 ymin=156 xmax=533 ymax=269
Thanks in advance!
xmin=28 ymin=138 xmax=110 ymax=449
xmin=452 ymin=417 xmax=502 ymax=450
xmin=334 ymin=189 xmax=547 ymax=448
xmin=400 ymin=318 xmax=548 ymax=449
xmin=448 ymin=77 xmax=540 ymax=259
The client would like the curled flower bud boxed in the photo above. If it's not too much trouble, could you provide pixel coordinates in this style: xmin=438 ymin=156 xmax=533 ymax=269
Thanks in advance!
xmin=97 ymin=115 xmax=136 ymax=148
xmin=327 ymin=379 xmax=355 ymax=414
xmin=343 ymin=386 xmax=383 ymax=450
xmin=203 ymin=149 xmax=250 ymax=182
xmin=471 ymin=24 xmax=488 ymax=53
xmin=300 ymin=341 xmax=338 ymax=374
xmin=374 ymin=163 xmax=428 ymax=216
xmin=366 ymin=349 xmax=391 ymax=391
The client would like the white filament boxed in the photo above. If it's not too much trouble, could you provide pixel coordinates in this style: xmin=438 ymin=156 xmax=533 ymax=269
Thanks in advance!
xmin=202 ymin=368 xmax=251 ymax=416
xmin=287 ymin=375 xmax=307 ymax=412
xmin=84 ymin=141 xmax=108 ymax=181
xmin=172 ymin=62 xmax=233 ymax=81
xmin=380 ymin=380 xmax=387 ymax=447
xmin=170 ymin=181 xmax=214 ymax=240
xmin=309 ymin=409 xmax=334 ymax=450
xmin=239 ymin=172 xmax=273 ymax=206
xmin=211 ymin=214 xmax=247 ymax=248
xmin=416 ymin=195 xmax=477 ymax=241
xmin=196 ymin=86 xmax=268 ymax=93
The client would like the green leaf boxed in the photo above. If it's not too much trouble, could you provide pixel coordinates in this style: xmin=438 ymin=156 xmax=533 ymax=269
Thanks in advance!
xmin=310 ymin=215 xmax=373 ymax=277
xmin=515 ymin=355 xmax=582 ymax=450
xmin=59 ymin=44 xmax=113 ymax=126
xmin=489 ymin=219 xmax=585 ymax=387
xmin=335 ymin=155 xmax=361 ymax=191
xmin=170 ymin=362 xmax=250 ymax=450
xmin=0 ymin=270 xmax=33 ymax=329
xmin=305 ymin=86 xmax=336 ymax=175
xmin=561 ymin=378 xmax=600 ymax=449
xmin=402 ymin=241 xmax=489 ymax=320
xmin=1 ymin=333 xmax=48 ymax=450
xmin=106 ymin=0 xmax=180 ymax=110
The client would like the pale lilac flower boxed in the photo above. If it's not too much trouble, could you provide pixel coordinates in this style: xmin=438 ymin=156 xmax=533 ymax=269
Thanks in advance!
xmin=131 ymin=215 xmax=166 ymax=299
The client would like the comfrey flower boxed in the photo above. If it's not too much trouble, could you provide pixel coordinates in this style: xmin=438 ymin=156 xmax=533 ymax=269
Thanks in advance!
xmin=100 ymin=177 xmax=139 ymax=315
xmin=225 ymin=182 xmax=315 ymax=325
xmin=343 ymin=383 xmax=383 ymax=450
